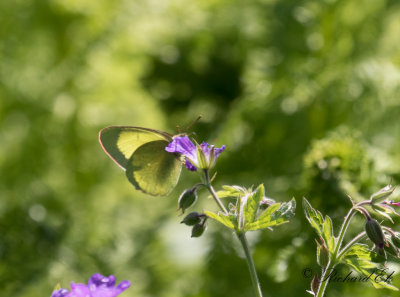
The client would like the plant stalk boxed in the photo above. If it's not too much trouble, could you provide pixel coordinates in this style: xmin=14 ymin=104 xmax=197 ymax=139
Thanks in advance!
xmin=333 ymin=207 xmax=356 ymax=258
xmin=237 ymin=232 xmax=264 ymax=297
xmin=316 ymin=261 xmax=336 ymax=297
xmin=204 ymin=170 xmax=228 ymax=214
xmin=204 ymin=170 xmax=263 ymax=297
xmin=318 ymin=200 xmax=369 ymax=297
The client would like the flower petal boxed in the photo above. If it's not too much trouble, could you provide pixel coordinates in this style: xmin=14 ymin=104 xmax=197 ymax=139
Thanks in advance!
xmin=68 ymin=283 xmax=91 ymax=297
xmin=89 ymin=273 xmax=116 ymax=289
xmin=214 ymin=145 xmax=225 ymax=157
xmin=51 ymin=289 xmax=70 ymax=297
xmin=185 ymin=160 xmax=197 ymax=171
xmin=165 ymin=136 xmax=197 ymax=160
xmin=199 ymin=142 xmax=212 ymax=158
xmin=52 ymin=274 xmax=130 ymax=297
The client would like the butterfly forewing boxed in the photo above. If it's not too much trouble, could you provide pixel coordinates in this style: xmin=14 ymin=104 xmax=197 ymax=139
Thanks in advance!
xmin=99 ymin=126 xmax=172 ymax=169
xmin=125 ymin=140 xmax=182 ymax=196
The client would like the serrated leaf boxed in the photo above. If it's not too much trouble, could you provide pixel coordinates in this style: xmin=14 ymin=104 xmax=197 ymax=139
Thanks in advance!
xmin=204 ymin=210 xmax=237 ymax=230
xmin=341 ymin=243 xmax=398 ymax=290
xmin=243 ymin=184 xmax=264 ymax=224
xmin=303 ymin=198 xmax=324 ymax=236
xmin=323 ymin=215 xmax=335 ymax=252
xmin=303 ymin=198 xmax=335 ymax=254
xmin=212 ymin=185 xmax=247 ymax=199
xmin=342 ymin=243 xmax=378 ymax=263
xmin=245 ymin=198 xmax=296 ymax=231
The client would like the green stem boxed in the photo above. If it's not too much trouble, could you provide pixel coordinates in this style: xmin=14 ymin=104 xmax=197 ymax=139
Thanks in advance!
xmin=237 ymin=232 xmax=264 ymax=297
xmin=318 ymin=200 xmax=369 ymax=297
xmin=203 ymin=170 xmax=262 ymax=297
xmin=204 ymin=170 xmax=228 ymax=214
xmin=316 ymin=261 xmax=336 ymax=297
xmin=317 ymin=208 xmax=353 ymax=297
xmin=333 ymin=200 xmax=370 ymax=258
xmin=333 ymin=208 xmax=356 ymax=258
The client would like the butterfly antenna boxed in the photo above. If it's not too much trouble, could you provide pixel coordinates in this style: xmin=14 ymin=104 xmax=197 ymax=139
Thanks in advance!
xmin=185 ymin=115 xmax=202 ymax=132
xmin=176 ymin=125 xmax=182 ymax=134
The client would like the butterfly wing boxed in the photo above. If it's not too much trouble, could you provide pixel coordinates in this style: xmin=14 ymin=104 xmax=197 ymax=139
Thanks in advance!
xmin=99 ymin=126 xmax=182 ymax=196
xmin=99 ymin=126 xmax=173 ymax=169
xmin=125 ymin=140 xmax=182 ymax=196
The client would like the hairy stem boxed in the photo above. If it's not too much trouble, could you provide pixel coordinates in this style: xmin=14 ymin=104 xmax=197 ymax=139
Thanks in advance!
xmin=204 ymin=170 xmax=228 ymax=214
xmin=316 ymin=261 xmax=336 ymax=297
xmin=318 ymin=200 xmax=370 ymax=297
xmin=203 ymin=170 xmax=263 ymax=297
xmin=333 ymin=208 xmax=356 ymax=259
xmin=237 ymin=232 xmax=264 ymax=297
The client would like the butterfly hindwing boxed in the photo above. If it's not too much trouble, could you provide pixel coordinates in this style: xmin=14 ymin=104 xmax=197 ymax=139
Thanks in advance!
xmin=99 ymin=126 xmax=182 ymax=196
xmin=99 ymin=126 xmax=172 ymax=169
xmin=125 ymin=140 xmax=182 ymax=196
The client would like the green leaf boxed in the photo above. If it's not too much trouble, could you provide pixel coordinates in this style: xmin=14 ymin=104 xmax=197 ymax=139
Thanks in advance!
xmin=204 ymin=210 xmax=237 ymax=230
xmin=245 ymin=198 xmax=296 ymax=231
xmin=302 ymin=198 xmax=324 ymax=236
xmin=303 ymin=198 xmax=335 ymax=253
xmin=342 ymin=243 xmax=378 ymax=263
xmin=212 ymin=185 xmax=247 ymax=199
xmin=323 ymin=215 xmax=335 ymax=252
xmin=341 ymin=244 xmax=398 ymax=290
xmin=243 ymin=184 xmax=264 ymax=224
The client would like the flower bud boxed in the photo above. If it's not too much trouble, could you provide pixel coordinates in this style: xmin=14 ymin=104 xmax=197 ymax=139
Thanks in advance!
xmin=391 ymin=233 xmax=400 ymax=249
xmin=178 ymin=188 xmax=198 ymax=213
xmin=311 ymin=273 xmax=319 ymax=296
xmin=371 ymin=184 xmax=394 ymax=204
xmin=316 ymin=239 xmax=330 ymax=268
xmin=181 ymin=212 xmax=202 ymax=226
xmin=365 ymin=219 xmax=385 ymax=249
xmin=191 ymin=223 xmax=206 ymax=238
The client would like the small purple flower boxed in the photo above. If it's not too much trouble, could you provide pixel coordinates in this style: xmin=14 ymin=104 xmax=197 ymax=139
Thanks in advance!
xmin=51 ymin=273 xmax=130 ymax=297
xmin=165 ymin=136 xmax=225 ymax=171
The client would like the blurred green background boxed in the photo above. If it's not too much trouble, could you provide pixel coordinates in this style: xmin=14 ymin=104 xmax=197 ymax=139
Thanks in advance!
xmin=1 ymin=0 xmax=400 ymax=296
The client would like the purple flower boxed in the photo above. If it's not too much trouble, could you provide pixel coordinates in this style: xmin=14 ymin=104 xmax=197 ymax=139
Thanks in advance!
xmin=51 ymin=273 xmax=130 ymax=297
xmin=165 ymin=136 xmax=225 ymax=171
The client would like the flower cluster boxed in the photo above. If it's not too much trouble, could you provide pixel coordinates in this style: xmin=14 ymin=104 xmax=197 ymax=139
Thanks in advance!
xmin=51 ymin=273 xmax=130 ymax=297
xmin=165 ymin=136 xmax=225 ymax=171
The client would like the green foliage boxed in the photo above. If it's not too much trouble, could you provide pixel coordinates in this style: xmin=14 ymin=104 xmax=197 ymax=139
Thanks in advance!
xmin=304 ymin=198 xmax=399 ymax=292
xmin=206 ymin=184 xmax=296 ymax=233
xmin=303 ymin=198 xmax=335 ymax=253
xmin=245 ymin=198 xmax=296 ymax=232
xmin=204 ymin=211 xmax=236 ymax=231
xmin=341 ymin=244 xmax=398 ymax=290
xmin=213 ymin=185 xmax=248 ymax=199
